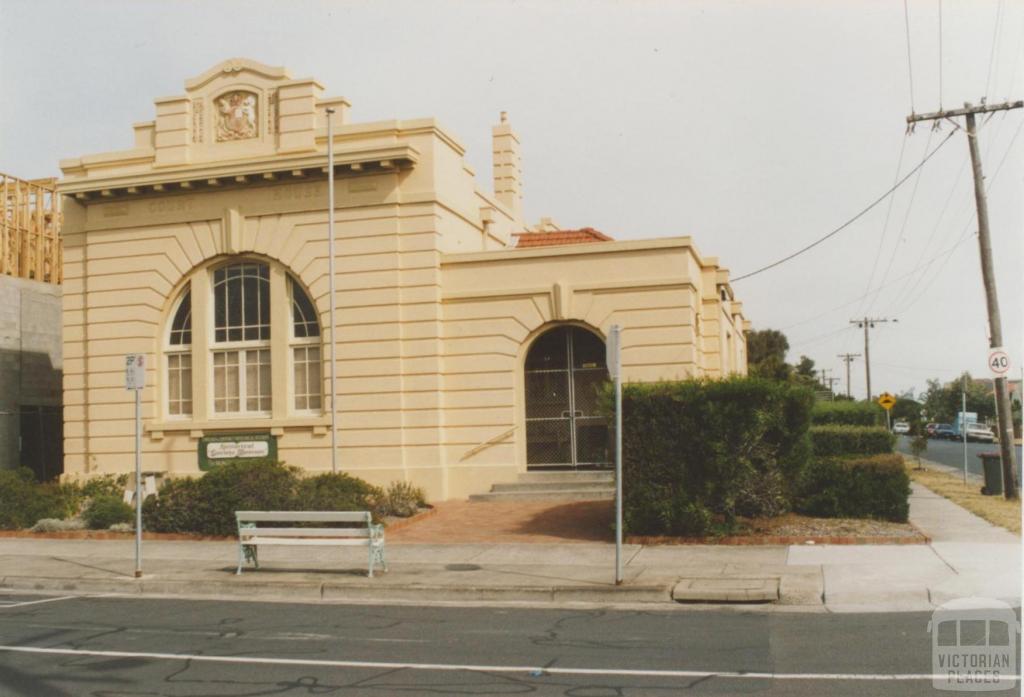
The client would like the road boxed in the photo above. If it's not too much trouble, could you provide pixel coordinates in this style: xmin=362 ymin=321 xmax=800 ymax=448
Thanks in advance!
xmin=0 ymin=592 xmax=1018 ymax=696
xmin=896 ymin=435 xmax=1023 ymax=478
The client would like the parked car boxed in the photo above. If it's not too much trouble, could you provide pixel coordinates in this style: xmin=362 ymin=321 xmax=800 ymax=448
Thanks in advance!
xmin=925 ymin=422 xmax=938 ymax=437
xmin=934 ymin=424 xmax=956 ymax=440
xmin=965 ymin=424 xmax=996 ymax=443
xmin=893 ymin=421 xmax=911 ymax=435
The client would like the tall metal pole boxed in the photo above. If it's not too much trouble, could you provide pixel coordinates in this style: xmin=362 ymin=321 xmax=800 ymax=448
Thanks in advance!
xmin=134 ymin=387 xmax=142 ymax=578
xmin=965 ymin=108 xmax=1018 ymax=499
xmin=326 ymin=108 xmax=339 ymax=474
xmin=613 ymin=326 xmax=623 ymax=586
xmin=962 ymin=377 xmax=968 ymax=485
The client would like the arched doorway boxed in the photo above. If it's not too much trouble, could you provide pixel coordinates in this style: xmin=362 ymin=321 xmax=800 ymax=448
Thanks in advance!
xmin=524 ymin=325 xmax=611 ymax=469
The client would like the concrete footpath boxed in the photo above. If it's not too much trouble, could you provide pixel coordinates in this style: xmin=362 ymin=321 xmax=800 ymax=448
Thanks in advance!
xmin=0 ymin=483 xmax=1018 ymax=612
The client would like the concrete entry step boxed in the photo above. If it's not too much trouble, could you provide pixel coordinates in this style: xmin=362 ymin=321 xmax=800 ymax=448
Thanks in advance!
xmin=491 ymin=481 xmax=613 ymax=493
xmin=672 ymin=577 xmax=780 ymax=603
xmin=517 ymin=471 xmax=613 ymax=483
xmin=468 ymin=490 xmax=615 ymax=502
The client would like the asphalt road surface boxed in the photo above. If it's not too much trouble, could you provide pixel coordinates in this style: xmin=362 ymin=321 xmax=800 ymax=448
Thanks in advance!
xmin=1 ymin=591 xmax=1019 ymax=696
xmin=896 ymin=435 xmax=1023 ymax=478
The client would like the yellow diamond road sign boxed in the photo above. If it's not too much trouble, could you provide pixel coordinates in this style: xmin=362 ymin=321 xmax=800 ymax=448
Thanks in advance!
xmin=877 ymin=393 xmax=896 ymax=411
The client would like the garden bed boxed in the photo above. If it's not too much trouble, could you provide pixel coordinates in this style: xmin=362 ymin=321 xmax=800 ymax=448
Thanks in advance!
xmin=627 ymin=513 xmax=928 ymax=545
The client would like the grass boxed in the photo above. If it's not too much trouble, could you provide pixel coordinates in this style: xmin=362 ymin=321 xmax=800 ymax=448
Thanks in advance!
xmin=905 ymin=457 xmax=1021 ymax=534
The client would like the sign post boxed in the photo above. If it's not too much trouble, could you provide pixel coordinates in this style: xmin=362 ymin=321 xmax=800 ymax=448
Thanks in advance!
xmin=606 ymin=325 xmax=623 ymax=586
xmin=877 ymin=392 xmax=896 ymax=431
xmin=125 ymin=354 xmax=145 ymax=578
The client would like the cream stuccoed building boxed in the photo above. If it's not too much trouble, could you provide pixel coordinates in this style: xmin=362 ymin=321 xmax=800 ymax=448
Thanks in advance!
xmin=58 ymin=58 xmax=750 ymax=500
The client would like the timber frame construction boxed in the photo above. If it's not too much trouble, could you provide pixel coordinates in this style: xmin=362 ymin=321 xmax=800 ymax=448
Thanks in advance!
xmin=1 ymin=172 xmax=63 ymax=284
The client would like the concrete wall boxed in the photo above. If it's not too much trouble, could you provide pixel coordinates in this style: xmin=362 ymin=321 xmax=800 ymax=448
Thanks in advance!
xmin=0 ymin=275 xmax=62 ymax=470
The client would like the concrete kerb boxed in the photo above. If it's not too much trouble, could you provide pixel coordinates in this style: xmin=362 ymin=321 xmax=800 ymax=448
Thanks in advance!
xmin=0 ymin=574 xmax=675 ymax=605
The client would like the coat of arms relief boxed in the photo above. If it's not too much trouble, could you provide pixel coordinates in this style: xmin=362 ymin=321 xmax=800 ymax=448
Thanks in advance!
xmin=215 ymin=91 xmax=258 ymax=141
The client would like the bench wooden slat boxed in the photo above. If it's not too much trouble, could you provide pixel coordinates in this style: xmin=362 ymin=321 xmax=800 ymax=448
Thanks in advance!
xmin=244 ymin=537 xmax=373 ymax=546
xmin=236 ymin=511 xmax=370 ymax=523
xmin=239 ymin=527 xmax=371 ymax=538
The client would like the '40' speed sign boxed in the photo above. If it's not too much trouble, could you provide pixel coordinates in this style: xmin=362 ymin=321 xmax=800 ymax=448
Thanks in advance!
xmin=988 ymin=347 xmax=1010 ymax=378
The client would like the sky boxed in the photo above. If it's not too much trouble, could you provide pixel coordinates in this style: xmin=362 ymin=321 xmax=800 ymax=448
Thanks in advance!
xmin=1 ymin=0 xmax=1021 ymax=401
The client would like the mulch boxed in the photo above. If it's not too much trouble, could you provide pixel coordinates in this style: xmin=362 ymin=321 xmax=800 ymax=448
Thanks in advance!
xmin=0 ymin=504 xmax=929 ymax=545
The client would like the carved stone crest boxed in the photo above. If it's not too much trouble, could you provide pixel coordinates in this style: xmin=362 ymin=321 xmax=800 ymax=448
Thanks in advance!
xmin=215 ymin=91 xmax=258 ymax=141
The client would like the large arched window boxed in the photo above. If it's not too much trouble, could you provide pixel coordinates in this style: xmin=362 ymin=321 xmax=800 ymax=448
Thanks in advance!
xmin=212 ymin=262 xmax=271 ymax=414
xmin=162 ymin=259 xmax=322 ymax=420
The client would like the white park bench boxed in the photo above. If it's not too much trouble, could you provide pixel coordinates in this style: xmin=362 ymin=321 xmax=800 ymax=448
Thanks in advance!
xmin=235 ymin=511 xmax=387 ymax=577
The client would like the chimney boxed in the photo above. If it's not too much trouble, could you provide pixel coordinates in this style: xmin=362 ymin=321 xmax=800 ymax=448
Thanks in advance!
xmin=492 ymin=111 xmax=522 ymax=222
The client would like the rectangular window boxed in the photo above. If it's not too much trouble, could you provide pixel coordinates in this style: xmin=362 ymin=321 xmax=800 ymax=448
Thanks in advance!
xmin=214 ymin=349 xmax=271 ymax=414
xmin=167 ymin=353 xmax=192 ymax=416
xmin=245 ymin=349 xmax=272 ymax=412
xmin=293 ymin=345 xmax=322 ymax=411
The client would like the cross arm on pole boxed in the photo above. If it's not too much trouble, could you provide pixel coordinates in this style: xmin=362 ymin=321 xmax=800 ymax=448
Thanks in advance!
xmin=907 ymin=100 xmax=1023 ymax=124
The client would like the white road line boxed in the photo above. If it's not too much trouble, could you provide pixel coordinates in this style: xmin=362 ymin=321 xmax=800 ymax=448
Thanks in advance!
xmin=0 ymin=645 xmax=1013 ymax=682
xmin=0 ymin=596 xmax=77 ymax=609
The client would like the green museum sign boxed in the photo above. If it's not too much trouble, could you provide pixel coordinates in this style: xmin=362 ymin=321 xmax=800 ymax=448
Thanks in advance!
xmin=198 ymin=433 xmax=277 ymax=471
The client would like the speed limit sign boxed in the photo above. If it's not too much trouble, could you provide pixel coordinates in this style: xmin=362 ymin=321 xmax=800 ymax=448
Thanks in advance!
xmin=988 ymin=347 xmax=1010 ymax=377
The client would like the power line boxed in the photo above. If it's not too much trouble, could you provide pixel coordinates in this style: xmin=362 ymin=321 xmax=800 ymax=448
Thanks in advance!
xmin=856 ymin=135 xmax=908 ymax=318
xmin=904 ymin=0 xmax=916 ymax=113
xmin=938 ymin=0 xmax=943 ymax=107
xmin=985 ymin=0 xmax=1006 ymax=100
xmin=731 ymin=130 xmax=956 ymax=283
xmin=866 ymin=128 xmax=935 ymax=315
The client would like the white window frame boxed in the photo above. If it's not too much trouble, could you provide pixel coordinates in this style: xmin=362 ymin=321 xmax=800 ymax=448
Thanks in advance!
xmin=211 ymin=263 xmax=273 ymax=417
xmin=289 ymin=277 xmax=323 ymax=414
xmin=164 ymin=284 xmax=193 ymax=419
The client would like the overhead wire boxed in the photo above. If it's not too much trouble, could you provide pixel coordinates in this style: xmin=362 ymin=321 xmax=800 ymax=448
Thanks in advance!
xmin=866 ymin=128 xmax=935 ymax=315
xmin=904 ymin=0 xmax=917 ymax=113
xmin=985 ymin=0 xmax=1006 ymax=100
xmin=730 ymin=130 xmax=956 ymax=283
xmin=855 ymin=136 xmax=908 ymax=318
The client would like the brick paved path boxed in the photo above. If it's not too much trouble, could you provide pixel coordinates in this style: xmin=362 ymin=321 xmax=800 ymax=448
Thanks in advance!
xmin=387 ymin=499 xmax=614 ymax=544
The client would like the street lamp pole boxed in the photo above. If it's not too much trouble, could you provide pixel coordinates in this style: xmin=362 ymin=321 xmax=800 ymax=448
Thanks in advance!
xmin=326 ymin=108 xmax=338 ymax=474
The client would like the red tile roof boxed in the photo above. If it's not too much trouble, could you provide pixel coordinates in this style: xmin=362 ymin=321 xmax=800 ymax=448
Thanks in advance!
xmin=513 ymin=227 xmax=614 ymax=248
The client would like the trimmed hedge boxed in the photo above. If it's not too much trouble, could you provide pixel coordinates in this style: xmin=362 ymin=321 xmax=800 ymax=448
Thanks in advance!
xmin=810 ymin=425 xmax=895 ymax=457
xmin=620 ymin=377 xmax=814 ymax=536
xmin=811 ymin=401 xmax=883 ymax=426
xmin=796 ymin=454 xmax=910 ymax=522
xmin=143 ymin=460 xmax=384 ymax=536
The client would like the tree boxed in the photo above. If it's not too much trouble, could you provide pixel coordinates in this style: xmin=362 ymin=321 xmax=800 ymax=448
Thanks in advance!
xmin=921 ymin=373 xmax=996 ymax=423
xmin=793 ymin=355 xmax=819 ymax=389
xmin=891 ymin=398 xmax=922 ymax=424
xmin=746 ymin=329 xmax=792 ymax=381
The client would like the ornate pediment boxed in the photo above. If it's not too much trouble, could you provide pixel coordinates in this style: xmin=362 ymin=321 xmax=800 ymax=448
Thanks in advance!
xmin=215 ymin=90 xmax=259 ymax=141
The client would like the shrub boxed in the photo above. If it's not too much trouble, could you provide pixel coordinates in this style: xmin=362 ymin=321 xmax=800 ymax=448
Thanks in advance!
xmin=84 ymin=494 xmax=135 ymax=530
xmin=796 ymin=454 xmax=910 ymax=522
xmin=80 ymin=473 xmax=130 ymax=500
xmin=0 ymin=468 xmax=75 ymax=529
xmin=380 ymin=481 xmax=426 ymax=517
xmin=142 ymin=477 xmax=206 ymax=534
xmin=811 ymin=401 xmax=884 ymax=426
xmin=620 ymin=377 xmax=814 ymax=536
xmin=31 ymin=517 xmax=86 ymax=533
xmin=810 ymin=425 xmax=895 ymax=457
xmin=142 ymin=462 xmax=385 ymax=536
xmin=297 ymin=473 xmax=383 ymax=518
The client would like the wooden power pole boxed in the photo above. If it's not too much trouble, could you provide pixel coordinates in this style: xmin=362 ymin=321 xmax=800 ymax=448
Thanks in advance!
xmin=849 ymin=318 xmax=894 ymax=400
xmin=907 ymin=100 xmax=1021 ymax=500
xmin=838 ymin=353 xmax=861 ymax=398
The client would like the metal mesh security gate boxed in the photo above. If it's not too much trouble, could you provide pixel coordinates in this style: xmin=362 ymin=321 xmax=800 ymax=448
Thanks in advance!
xmin=525 ymin=326 xmax=611 ymax=469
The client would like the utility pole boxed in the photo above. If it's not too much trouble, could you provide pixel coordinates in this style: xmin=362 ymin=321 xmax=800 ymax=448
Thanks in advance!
xmin=908 ymin=99 xmax=1021 ymax=500
xmin=838 ymin=353 xmax=861 ymax=398
xmin=849 ymin=318 xmax=895 ymax=400
xmin=825 ymin=376 xmax=840 ymax=394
